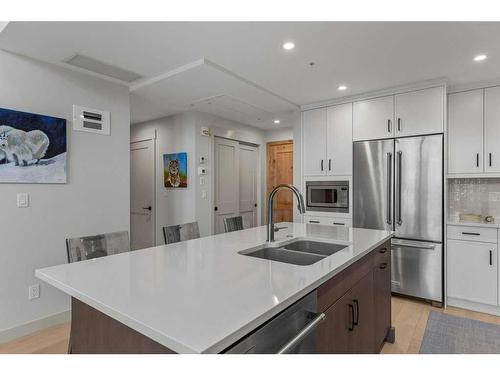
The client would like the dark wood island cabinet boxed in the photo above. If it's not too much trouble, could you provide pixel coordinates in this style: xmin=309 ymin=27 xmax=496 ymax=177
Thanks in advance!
xmin=317 ymin=240 xmax=393 ymax=353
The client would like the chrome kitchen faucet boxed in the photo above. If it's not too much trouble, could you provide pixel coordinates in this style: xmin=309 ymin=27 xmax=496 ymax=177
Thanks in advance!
xmin=267 ymin=184 xmax=306 ymax=242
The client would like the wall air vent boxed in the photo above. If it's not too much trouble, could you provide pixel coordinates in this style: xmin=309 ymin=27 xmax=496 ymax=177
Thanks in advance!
xmin=73 ymin=105 xmax=110 ymax=135
xmin=65 ymin=54 xmax=142 ymax=83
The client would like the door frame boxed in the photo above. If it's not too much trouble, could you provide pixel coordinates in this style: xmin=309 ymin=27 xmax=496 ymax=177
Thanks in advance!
xmin=266 ymin=139 xmax=294 ymax=223
xmin=212 ymin=135 xmax=262 ymax=234
xmin=130 ymin=133 xmax=157 ymax=246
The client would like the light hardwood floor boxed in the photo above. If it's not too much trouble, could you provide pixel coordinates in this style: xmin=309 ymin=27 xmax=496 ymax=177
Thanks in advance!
xmin=1 ymin=296 xmax=499 ymax=354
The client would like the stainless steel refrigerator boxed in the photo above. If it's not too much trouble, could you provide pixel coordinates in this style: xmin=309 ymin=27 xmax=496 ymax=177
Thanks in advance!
xmin=353 ymin=134 xmax=443 ymax=303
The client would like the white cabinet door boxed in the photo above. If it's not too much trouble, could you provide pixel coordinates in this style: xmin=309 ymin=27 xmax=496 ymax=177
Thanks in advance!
xmin=395 ymin=86 xmax=444 ymax=137
xmin=326 ymin=103 xmax=352 ymax=175
xmin=303 ymin=108 xmax=327 ymax=176
xmin=447 ymin=240 xmax=498 ymax=306
xmin=353 ymin=95 xmax=394 ymax=141
xmin=448 ymin=90 xmax=484 ymax=174
xmin=484 ymin=87 xmax=500 ymax=173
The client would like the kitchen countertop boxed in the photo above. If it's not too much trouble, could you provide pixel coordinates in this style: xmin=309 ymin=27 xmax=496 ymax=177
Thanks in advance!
xmin=447 ymin=220 xmax=500 ymax=228
xmin=35 ymin=223 xmax=392 ymax=354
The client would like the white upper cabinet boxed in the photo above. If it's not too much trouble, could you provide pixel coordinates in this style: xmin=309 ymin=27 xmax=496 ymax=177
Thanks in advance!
xmin=448 ymin=89 xmax=484 ymax=174
xmin=303 ymin=104 xmax=353 ymax=177
xmin=484 ymin=87 xmax=500 ymax=173
xmin=303 ymin=107 xmax=327 ymax=176
xmin=353 ymin=95 xmax=394 ymax=141
xmin=394 ymin=86 xmax=444 ymax=137
xmin=327 ymin=103 xmax=353 ymax=175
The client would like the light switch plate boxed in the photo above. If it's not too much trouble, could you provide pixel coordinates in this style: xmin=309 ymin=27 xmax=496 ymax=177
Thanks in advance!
xmin=17 ymin=193 xmax=29 ymax=208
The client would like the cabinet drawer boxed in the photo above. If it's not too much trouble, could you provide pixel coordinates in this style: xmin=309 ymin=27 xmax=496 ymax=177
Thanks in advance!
xmin=304 ymin=215 xmax=352 ymax=227
xmin=447 ymin=225 xmax=498 ymax=243
xmin=373 ymin=244 xmax=390 ymax=266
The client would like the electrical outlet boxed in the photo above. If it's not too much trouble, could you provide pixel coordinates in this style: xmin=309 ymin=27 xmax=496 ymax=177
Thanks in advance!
xmin=28 ymin=284 xmax=40 ymax=300
xmin=17 ymin=193 xmax=29 ymax=208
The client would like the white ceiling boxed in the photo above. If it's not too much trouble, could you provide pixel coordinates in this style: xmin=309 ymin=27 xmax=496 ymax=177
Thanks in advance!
xmin=1 ymin=22 xmax=500 ymax=127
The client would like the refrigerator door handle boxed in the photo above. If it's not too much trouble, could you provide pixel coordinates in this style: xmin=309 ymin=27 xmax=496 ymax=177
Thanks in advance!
xmin=386 ymin=152 xmax=392 ymax=225
xmin=396 ymin=151 xmax=403 ymax=226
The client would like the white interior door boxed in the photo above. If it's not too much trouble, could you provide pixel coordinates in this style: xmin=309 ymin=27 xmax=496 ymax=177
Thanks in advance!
xmin=214 ymin=137 xmax=240 ymax=234
xmin=130 ymin=139 xmax=155 ymax=250
xmin=239 ymin=144 xmax=258 ymax=229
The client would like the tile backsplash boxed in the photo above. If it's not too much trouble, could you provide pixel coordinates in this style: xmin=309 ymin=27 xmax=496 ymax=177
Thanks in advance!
xmin=448 ymin=178 xmax=500 ymax=221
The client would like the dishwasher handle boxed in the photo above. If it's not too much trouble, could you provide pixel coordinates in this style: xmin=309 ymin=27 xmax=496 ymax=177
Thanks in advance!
xmin=277 ymin=313 xmax=326 ymax=354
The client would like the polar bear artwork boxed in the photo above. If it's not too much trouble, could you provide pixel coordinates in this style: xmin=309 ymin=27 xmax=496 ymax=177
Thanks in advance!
xmin=0 ymin=125 xmax=50 ymax=166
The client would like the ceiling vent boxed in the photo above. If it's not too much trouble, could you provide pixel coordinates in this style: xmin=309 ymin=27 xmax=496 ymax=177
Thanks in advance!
xmin=65 ymin=54 xmax=142 ymax=83
xmin=73 ymin=105 xmax=110 ymax=135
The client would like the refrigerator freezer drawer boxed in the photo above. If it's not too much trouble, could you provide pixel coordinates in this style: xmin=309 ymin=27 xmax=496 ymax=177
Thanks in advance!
xmin=391 ymin=239 xmax=443 ymax=302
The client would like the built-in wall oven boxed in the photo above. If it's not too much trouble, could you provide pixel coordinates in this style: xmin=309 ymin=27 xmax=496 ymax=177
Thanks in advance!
xmin=306 ymin=180 xmax=349 ymax=213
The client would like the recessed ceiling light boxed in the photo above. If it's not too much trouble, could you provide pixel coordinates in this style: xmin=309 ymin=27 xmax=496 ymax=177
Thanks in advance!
xmin=338 ymin=85 xmax=347 ymax=91
xmin=283 ymin=42 xmax=295 ymax=50
xmin=274 ymin=119 xmax=281 ymax=124
xmin=474 ymin=54 xmax=487 ymax=62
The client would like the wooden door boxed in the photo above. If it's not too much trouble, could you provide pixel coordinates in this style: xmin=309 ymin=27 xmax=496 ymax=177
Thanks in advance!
xmin=303 ymin=108 xmax=327 ymax=176
xmin=484 ymin=86 xmax=500 ymax=173
xmin=326 ymin=102 xmax=353 ymax=175
xmin=448 ymin=89 xmax=484 ymax=174
xmin=214 ymin=137 xmax=239 ymax=234
xmin=394 ymin=86 xmax=444 ymax=137
xmin=353 ymin=95 xmax=394 ymax=141
xmin=130 ymin=139 xmax=155 ymax=250
xmin=267 ymin=140 xmax=293 ymax=223
xmin=447 ymin=240 xmax=498 ymax=305
xmin=239 ymin=144 xmax=258 ymax=228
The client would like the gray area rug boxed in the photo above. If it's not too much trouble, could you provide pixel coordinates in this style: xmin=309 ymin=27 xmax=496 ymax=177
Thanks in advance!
xmin=419 ymin=311 xmax=500 ymax=354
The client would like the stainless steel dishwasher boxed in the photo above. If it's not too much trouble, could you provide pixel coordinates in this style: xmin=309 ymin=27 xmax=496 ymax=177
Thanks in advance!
xmin=224 ymin=291 xmax=325 ymax=354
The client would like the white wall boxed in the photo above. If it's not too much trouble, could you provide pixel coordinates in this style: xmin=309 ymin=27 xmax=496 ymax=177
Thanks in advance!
xmin=132 ymin=111 xmax=268 ymax=239
xmin=0 ymin=51 xmax=130 ymax=339
xmin=131 ymin=112 xmax=198 ymax=244
xmin=264 ymin=127 xmax=294 ymax=143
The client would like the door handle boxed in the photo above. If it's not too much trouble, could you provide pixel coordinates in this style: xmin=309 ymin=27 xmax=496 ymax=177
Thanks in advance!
xmin=490 ymin=250 xmax=493 ymax=266
xmin=276 ymin=313 xmax=325 ymax=354
xmin=333 ymin=222 xmax=345 ymax=226
xmin=348 ymin=304 xmax=355 ymax=331
xmin=462 ymin=232 xmax=480 ymax=236
xmin=379 ymin=247 xmax=388 ymax=253
xmin=309 ymin=220 xmax=320 ymax=224
xmin=387 ymin=119 xmax=392 ymax=133
xmin=476 ymin=153 xmax=480 ymax=168
xmin=328 ymin=159 xmax=332 ymax=171
xmin=396 ymin=151 xmax=402 ymax=226
xmin=386 ymin=152 xmax=392 ymax=225
xmin=142 ymin=206 xmax=152 ymax=211
xmin=321 ymin=160 xmax=324 ymax=171
xmin=489 ymin=153 xmax=492 ymax=167
xmin=379 ymin=262 xmax=388 ymax=269
xmin=353 ymin=299 xmax=359 ymax=326
xmin=397 ymin=118 xmax=402 ymax=132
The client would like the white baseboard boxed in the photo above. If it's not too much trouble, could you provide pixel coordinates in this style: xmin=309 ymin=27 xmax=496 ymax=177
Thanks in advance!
xmin=447 ymin=297 xmax=500 ymax=317
xmin=0 ymin=310 xmax=71 ymax=344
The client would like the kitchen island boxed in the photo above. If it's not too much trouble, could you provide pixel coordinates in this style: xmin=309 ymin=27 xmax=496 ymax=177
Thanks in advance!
xmin=35 ymin=223 xmax=393 ymax=354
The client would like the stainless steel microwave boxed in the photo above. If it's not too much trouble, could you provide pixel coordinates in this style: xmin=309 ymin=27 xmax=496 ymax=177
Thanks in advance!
xmin=306 ymin=181 xmax=349 ymax=213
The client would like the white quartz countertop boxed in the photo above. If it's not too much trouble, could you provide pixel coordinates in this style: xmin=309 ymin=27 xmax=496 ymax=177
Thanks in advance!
xmin=447 ymin=220 xmax=500 ymax=228
xmin=35 ymin=223 xmax=392 ymax=354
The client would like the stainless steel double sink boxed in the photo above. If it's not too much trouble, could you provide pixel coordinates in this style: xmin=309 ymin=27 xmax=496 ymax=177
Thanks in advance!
xmin=239 ymin=239 xmax=348 ymax=266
